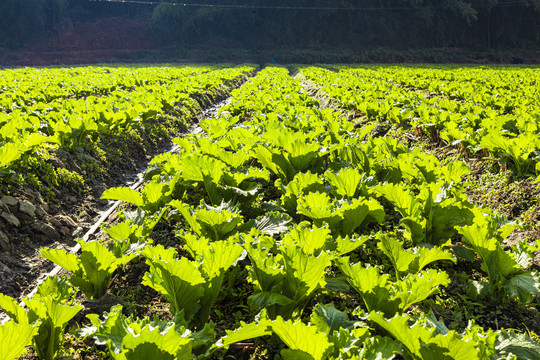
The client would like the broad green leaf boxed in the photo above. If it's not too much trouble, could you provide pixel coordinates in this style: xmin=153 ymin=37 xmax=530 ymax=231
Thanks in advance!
xmin=502 ymin=272 xmax=540 ymax=304
xmin=281 ymin=171 xmax=325 ymax=213
xmin=272 ymin=316 xmax=332 ymax=360
xmin=249 ymin=292 xmax=295 ymax=307
xmin=377 ymin=234 xmax=416 ymax=275
xmin=496 ymin=330 xmax=540 ymax=360
xmin=297 ymin=192 xmax=340 ymax=227
xmin=0 ymin=293 xmax=29 ymax=324
xmin=413 ymin=246 xmax=456 ymax=273
xmin=419 ymin=331 xmax=481 ymax=360
xmin=326 ymin=167 xmax=365 ymax=199
xmin=369 ymin=311 xmax=434 ymax=357
xmin=337 ymin=258 xmax=397 ymax=316
xmin=216 ymin=319 xmax=272 ymax=349
xmin=0 ymin=142 xmax=25 ymax=168
xmin=310 ymin=303 xmax=356 ymax=334
xmin=458 ymin=224 xmax=519 ymax=283
xmin=102 ymin=187 xmax=144 ymax=207
xmin=0 ymin=321 xmax=37 ymax=360
xmin=395 ymin=269 xmax=450 ymax=311
xmin=334 ymin=234 xmax=368 ymax=256
xmin=281 ymin=246 xmax=331 ymax=302
xmin=376 ymin=183 xmax=423 ymax=220
xmin=42 ymin=240 xmax=136 ymax=299
xmin=282 ymin=222 xmax=331 ymax=255
xmin=142 ymin=245 xmax=205 ymax=320
xmin=40 ymin=249 xmax=81 ymax=275
xmin=25 ymin=296 xmax=83 ymax=331
xmin=120 ymin=324 xmax=192 ymax=360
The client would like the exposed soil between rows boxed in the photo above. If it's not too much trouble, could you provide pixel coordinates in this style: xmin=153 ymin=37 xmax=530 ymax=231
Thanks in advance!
xmin=0 ymin=73 xmax=253 ymax=311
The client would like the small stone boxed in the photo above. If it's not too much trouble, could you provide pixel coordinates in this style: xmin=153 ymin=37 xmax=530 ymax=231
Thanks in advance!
xmin=35 ymin=207 xmax=46 ymax=219
xmin=0 ymin=196 xmax=18 ymax=207
xmin=16 ymin=213 xmax=34 ymax=223
xmin=0 ymin=230 xmax=9 ymax=251
xmin=49 ymin=217 xmax=62 ymax=228
xmin=18 ymin=201 xmax=36 ymax=218
xmin=41 ymin=203 xmax=50 ymax=212
xmin=59 ymin=226 xmax=71 ymax=237
xmin=0 ymin=211 xmax=20 ymax=227
xmin=68 ymin=196 xmax=78 ymax=204
xmin=33 ymin=222 xmax=60 ymax=241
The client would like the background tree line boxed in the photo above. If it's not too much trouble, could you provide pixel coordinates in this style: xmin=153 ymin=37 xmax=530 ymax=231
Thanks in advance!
xmin=1 ymin=0 xmax=539 ymax=50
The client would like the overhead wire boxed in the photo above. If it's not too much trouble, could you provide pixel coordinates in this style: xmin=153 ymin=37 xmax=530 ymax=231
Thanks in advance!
xmin=89 ymin=0 xmax=535 ymax=11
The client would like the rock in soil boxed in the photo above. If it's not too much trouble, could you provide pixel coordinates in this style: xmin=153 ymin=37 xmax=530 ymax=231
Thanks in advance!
xmin=18 ymin=200 xmax=37 ymax=218
xmin=32 ymin=222 xmax=61 ymax=242
xmin=0 ymin=195 xmax=18 ymax=208
xmin=1 ymin=211 xmax=21 ymax=228
xmin=0 ymin=230 xmax=9 ymax=251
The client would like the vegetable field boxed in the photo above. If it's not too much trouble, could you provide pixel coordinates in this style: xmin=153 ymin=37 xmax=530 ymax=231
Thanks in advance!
xmin=1 ymin=64 xmax=540 ymax=360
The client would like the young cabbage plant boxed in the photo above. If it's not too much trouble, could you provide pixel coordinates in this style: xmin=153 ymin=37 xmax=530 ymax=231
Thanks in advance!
xmin=142 ymin=240 xmax=243 ymax=330
xmin=40 ymin=239 xmax=142 ymax=300
xmin=151 ymin=151 xmax=268 ymax=206
xmin=369 ymin=311 xmax=481 ymax=360
xmin=216 ymin=305 xmax=401 ymax=360
xmin=0 ymin=276 xmax=83 ymax=360
xmin=376 ymin=234 xmax=456 ymax=279
xmin=278 ymin=171 xmax=326 ymax=216
xmin=216 ymin=312 xmax=332 ymax=360
xmin=253 ymin=127 xmax=325 ymax=184
xmin=170 ymin=200 xmax=244 ymax=241
xmin=280 ymin=221 xmax=368 ymax=257
xmin=297 ymin=191 xmax=385 ymax=237
xmin=480 ymin=132 xmax=540 ymax=176
xmin=325 ymin=167 xmax=377 ymax=200
xmin=458 ymin=219 xmax=540 ymax=303
xmin=101 ymin=173 xmax=180 ymax=213
xmin=336 ymin=257 xmax=450 ymax=318
xmin=104 ymin=206 xmax=166 ymax=244
xmin=81 ymin=305 xmax=197 ymax=360
xmin=244 ymin=233 xmax=331 ymax=320
xmin=375 ymin=182 xmax=474 ymax=245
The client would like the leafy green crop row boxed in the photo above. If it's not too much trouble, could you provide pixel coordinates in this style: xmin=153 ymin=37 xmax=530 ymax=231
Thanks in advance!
xmin=0 ymin=65 xmax=214 ymax=111
xmin=0 ymin=65 xmax=255 ymax=178
xmin=301 ymin=66 xmax=540 ymax=178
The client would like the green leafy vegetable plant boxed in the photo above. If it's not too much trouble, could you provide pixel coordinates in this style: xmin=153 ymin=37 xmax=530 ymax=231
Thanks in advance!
xmin=376 ymin=182 xmax=474 ymax=245
xmin=297 ymin=192 xmax=384 ymax=237
xmin=244 ymin=232 xmax=331 ymax=320
xmin=40 ymin=239 xmax=141 ymax=299
xmin=81 ymin=305 xmax=197 ymax=360
xmin=337 ymin=257 xmax=450 ymax=317
xmin=142 ymin=240 xmax=243 ymax=329
xmin=0 ymin=276 xmax=83 ymax=360
xmin=457 ymin=218 xmax=540 ymax=303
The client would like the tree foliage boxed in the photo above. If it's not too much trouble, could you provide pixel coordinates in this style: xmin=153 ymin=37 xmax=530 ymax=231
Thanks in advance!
xmin=1 ymin=0 xmax=540 ymax=50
